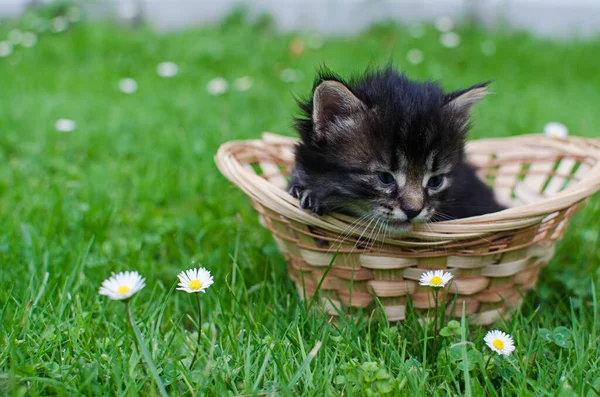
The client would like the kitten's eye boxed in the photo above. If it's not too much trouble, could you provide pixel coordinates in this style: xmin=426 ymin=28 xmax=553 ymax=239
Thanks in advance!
xmin=427 ymin=175 xmax=445 ymax=189
xmin=377 ymin=172 xmax=395 ymax=185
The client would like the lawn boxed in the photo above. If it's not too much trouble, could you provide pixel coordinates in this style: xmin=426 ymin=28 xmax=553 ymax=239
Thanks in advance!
xmin=1 ymin=8 xmax=600 ymax=396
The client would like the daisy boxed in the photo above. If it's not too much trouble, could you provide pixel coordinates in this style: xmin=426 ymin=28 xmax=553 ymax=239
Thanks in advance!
xmin=52 ymin=17 xmax=69 ymax=33
xmin=99 ymin=271 xmax=145 ymax=300
xmin=177 ymin=267 xmax=213 ymax=369
xmin=279 ymin=68 xmax=303 ymax=83
xmin=419 ymin=270 xmax=453 ymax=288
xmin=420 ymin=269 xmax=453 ymax=359
xmin=484 ymin=330 xmax=516 ymax=356
xmin=156 ymin=62 xmax=179 ymax=78
xmin=233 ymin=76 xmax=254 ymax=92
xmin=305 ymin=32 xmax=324 ymax=49
xmin=206 ymin=77 xmax=228 ymax=96
xmin=177 ymin=267 xmax=214 ymax=293
xmin=119 ymin=78 xmax=138 ymax=94
xmin=0 ymin=41 xmax=12 ymax=58
xmin=434 ymin=16 xmax=454 ymax=32
xmin=98 ymin=270 xmax=166 ymax=395
xmin=8 ymin=29 xmax=23 ymax=45
xmin=67 ymin=7 xmax=82 ymax=23
xmin=55 ymin=118 xmax=76 ymax=132
xmin=21 ymin=32 xmax=38 ymax=48
xmin=407 ymin=49 xmax=424 ymax=65
xmin=408 ymin=22 xmax=425 ymax=39
xmin=544 ymin=122 xmax=568 ymax=139
xmin=440 ymin=32 xmax=460 ymax=48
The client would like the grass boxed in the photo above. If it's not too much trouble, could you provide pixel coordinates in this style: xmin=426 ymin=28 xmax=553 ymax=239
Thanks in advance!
xmin=1 ymin=8 xmax=600 ymax=396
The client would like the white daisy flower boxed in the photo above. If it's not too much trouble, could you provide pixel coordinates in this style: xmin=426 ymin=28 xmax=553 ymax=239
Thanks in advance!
xmin=177 ymin=268 xmax=214 ymax=293
xmin=408 ymin=22 xmax=425 ymax=39
xmin=52 ymin=17 xmax=69 ymax=33
xmin=8 ymin=29 xmax=23 ymax=45
xmin=419 ymin=270 xmax=453 ymax=288
xmin=206 ymin=77 xmax=228 ymax=96
xmin=233 ymin=76 xmax=254 ymax=92
xmin=440 ymin=32 xmax=460 ymax=48
xmin=21 ymin=32 xmax=38 ymax=48
xmin=156 ymin=61 xmax=179 ymax=78
xmin=99 ymin=271 xmax=146 ymax=300
xmin=484 ymin=330 xmax=516 ymax=356
xmin=544 ymin=122 xmax=568 ymax=139
xmin=0 ymin=41 xmax=12 ymax=58
xmin=119 ymin=78 xmax=138 ymax=94
xmin=55 ymin=118 xmax=76 ymax=132
xmin=407 ymin=49 xmax=424 ymax=65
xmin=305 ymin=32 xmax=324 ymax=49
xmin=279 ymin=68 xmax=303 ymax=83
xmin=434 ymin=16 xmax=454 ymax=32
xmin=67 ymin=7 xmax=82 ymax=23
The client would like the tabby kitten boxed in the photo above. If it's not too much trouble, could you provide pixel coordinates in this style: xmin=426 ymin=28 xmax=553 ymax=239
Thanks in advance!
xmin=288 ymin=67 xmax=504 ymax=232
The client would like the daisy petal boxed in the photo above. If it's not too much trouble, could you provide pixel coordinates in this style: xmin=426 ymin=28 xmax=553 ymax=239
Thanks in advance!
xmin=98 ymin=271 xmax=145 ymax=300
xmin=176 ymin=267 xmax=214 ymax=294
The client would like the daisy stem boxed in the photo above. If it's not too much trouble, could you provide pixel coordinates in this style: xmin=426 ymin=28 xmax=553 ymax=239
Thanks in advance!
xmin=189 ymin=293 xmax=203 ymax=369
xmin=126 ymin=301 xmax=168 ymax=397
xmin=433 ymin=289 xmax=440 ymax=363
xmin=484 ymin=354 xmax=493 ymax=371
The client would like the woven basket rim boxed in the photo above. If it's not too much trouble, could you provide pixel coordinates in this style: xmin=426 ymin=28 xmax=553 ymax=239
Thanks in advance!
xmin=215 ymin=132 xmax=600 ymax=241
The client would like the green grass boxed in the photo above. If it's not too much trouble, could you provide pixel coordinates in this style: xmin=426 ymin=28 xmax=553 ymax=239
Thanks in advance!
xmin=1 ymin=9 xmax=600 ymax=396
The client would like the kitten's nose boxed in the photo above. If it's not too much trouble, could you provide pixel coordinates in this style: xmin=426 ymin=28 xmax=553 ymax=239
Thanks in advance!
xmin=403 ymin=206 xmax=423 ymax=220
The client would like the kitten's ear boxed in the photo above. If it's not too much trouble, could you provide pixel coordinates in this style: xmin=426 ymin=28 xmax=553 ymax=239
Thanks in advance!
xmin=444 ymin=82 xmax=490 ymax=114
xmin=312 ymin=80 xmax=365 ymax=139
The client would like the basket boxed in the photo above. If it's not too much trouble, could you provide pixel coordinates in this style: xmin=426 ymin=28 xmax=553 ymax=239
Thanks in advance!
xmin=215 ymin=133 xmax=600 ymax=325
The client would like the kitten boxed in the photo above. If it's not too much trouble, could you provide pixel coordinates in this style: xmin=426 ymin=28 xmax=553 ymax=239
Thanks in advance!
xmin=288 ymin=67 xmax=504 ymax=232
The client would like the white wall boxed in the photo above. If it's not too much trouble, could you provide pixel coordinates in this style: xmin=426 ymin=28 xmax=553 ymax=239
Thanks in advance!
xmin=2 ymin=0 xmax=600 ymax=38
xmin=0 ymin=0 xmax=28 ymax=17
xmin=143 ymin=0 xmax=467 ymax=34
xmin=134 ymin=0 xmax=600 ymax=38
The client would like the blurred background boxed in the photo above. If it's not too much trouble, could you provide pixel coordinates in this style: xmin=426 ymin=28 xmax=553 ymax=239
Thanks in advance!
xmin=0 ymin=0 xmax=599 ymax=283
xmin=1 ymin=0 xmax=600 ymax=37
xmin=1 ymin=2 xmax=600 ymax=394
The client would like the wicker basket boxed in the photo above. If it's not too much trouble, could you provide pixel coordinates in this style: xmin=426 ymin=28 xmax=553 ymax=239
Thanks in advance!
xmin=215 ymin=133 xmax=600 ymax=325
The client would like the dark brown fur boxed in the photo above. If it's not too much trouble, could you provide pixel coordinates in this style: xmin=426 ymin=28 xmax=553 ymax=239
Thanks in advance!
xmin=289 ymin=67 xmax=504 ymax=232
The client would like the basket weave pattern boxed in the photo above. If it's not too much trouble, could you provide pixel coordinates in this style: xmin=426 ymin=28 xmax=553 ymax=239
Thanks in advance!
xmin=216 ymin=133 xmax=600 ymax=325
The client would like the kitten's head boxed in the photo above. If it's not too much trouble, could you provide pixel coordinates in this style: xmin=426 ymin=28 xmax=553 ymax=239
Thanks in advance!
xmin=294 ymin=67 xmax=489 ymax=231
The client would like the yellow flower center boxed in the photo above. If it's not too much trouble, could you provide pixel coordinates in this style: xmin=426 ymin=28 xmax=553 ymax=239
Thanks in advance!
xmin=430 ymin=276 xmax=443 ymax=286
xmin=189 ymin=279 xmax=202 ymax=291
xmin=492 ymin=339 xmax=505 ymax=350
xmin=117 ymin=285 xmax=131 ymax=294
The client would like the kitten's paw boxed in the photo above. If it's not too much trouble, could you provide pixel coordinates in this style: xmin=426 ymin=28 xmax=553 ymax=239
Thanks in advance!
xmin=288 ymin=184 xmax=303 ymax=200
xmin=288 ymin=185 xmax=324 ymax=215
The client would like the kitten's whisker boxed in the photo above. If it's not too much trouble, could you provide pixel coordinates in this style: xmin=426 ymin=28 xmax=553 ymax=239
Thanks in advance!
xmin=380 ymin=220 xmax=389 ymax=252
xmin=431 ymin=212 xmax=455 ymax=222
xmin=327 ymin=213 xmax=372 ymax=254
xmin=335 ymin=214 xmax=372 ymax=254
xmin=423 ymin=219 xmax=434 ymax=235
xmin=329 ymin=213 xmax=370 ymax=245
xmin=349 ymin=215 xmax=377 ymax=255
xmin=373 ymin=219 xmax=386 ymax=252
xmin=352 ymin=215 xmax=376 ymax=251
xmin=385 ymin=220 xmax=391 ymax=247
xmin=365 ymin=218 xmax=382 ymax=253
xmin=376 ymin=221 xmax=384 ymax=250
xmin=379 ymin=219 xmax=389 ymax=250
